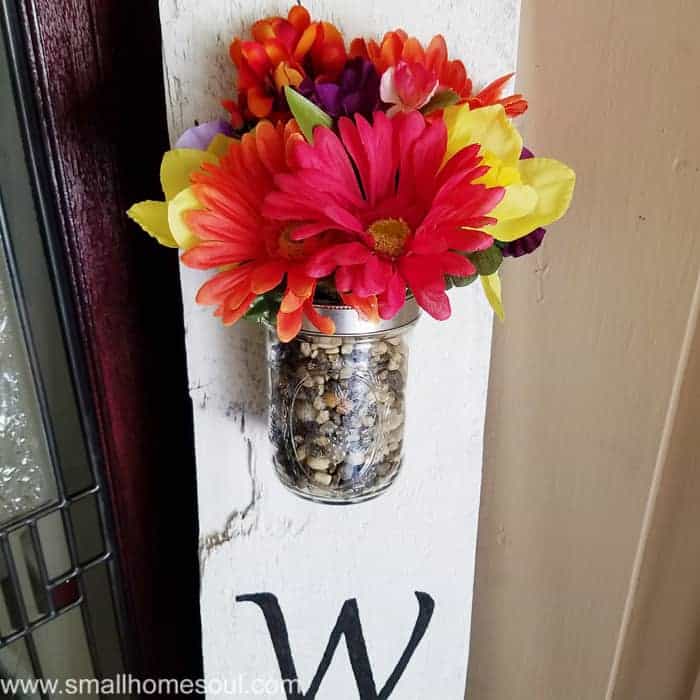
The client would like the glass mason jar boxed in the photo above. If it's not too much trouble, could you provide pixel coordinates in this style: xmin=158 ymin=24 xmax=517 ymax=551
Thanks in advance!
xmin=266 ymin=299 xmax=420 ymax=505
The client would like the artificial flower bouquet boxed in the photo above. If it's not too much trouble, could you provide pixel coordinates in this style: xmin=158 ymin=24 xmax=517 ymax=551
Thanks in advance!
xmin=128 ymin=6 xmax=575 ymax=504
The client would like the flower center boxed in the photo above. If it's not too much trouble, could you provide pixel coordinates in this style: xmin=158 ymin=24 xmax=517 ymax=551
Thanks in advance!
xmin=277 ymin=226 xmax=306 ymax=260
xmin=367 ymin=218 xmax=411 ymax=258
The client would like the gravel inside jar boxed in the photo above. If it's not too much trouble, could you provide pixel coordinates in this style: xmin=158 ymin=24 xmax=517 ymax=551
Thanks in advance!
xmin=268 ymin=331 xmax=408 ymax=501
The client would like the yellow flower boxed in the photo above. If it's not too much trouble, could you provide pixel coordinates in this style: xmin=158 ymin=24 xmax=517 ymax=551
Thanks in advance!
xmin=444 ymin=103 xmax=575 ymax=242
xmin=444 ymin=104 xmax=575 ymax=317
xmin=481 ymin=273 xmax=504 ymax=321
xmin=126 ymin=133 xmax=234 ymax=249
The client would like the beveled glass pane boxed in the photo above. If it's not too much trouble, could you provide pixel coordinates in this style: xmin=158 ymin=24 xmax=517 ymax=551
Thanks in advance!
xmin=37 ymin=510 xmax=72 ymax=580
xmin=0 ymin=22 xmax=93 ymax=502
xmin=70 ymin=495 xmax=104 ymax=564
xmin=34 ymin=607 xmax=96 ymax=697
xmin=0 ymin=245 xmax=56 ymax=523
xmin=8 ymin=528 xmax=49 ymax=622
xmin=0 ymin=542 xmax=22 ymax=637
xmin=0 ymin=638 xmax=40 ymax=699
xmin=83 ymin=564 xmax=126 ymax=684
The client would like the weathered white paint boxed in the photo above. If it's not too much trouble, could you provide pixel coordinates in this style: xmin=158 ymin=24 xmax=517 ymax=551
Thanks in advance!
xmin=158 ymin=1 xmax=520 ymax=696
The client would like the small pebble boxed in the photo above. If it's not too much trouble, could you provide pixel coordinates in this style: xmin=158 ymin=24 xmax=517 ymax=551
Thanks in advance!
xmin=319 ymin=421 xmax=336 ymax=436
xmin=323 ymin=391 xmax=339 ymax=408
xmin=295 ymin=403 xmax=314 ymax=422
xmin=307 ymin=456 xmax=330 ymax=471
xmin=387 ymin=371 xmax=403 ymax=392
xmin=312 ymin=472 xmax=332 ymax=485
xmin=316 ymin=337 xmax=342 ymax=348
xmin=308 ymin=443 xmax=323 ymax=458
xmin=385 ymin=412 xmax=403 ymax=432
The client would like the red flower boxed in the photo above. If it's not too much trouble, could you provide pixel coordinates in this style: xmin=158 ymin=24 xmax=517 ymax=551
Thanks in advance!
xmin=180 ymin=120 xmax=335 ymax=341
xmin=380 ymin=61 xmax=439 ymax=115
xmin=262 ymin=111 xmax=505 ymax=320
xmin=225 ymin=6 xmax=348 ymax=126
xmin=350 ymin=30 xmax=527 ymax=117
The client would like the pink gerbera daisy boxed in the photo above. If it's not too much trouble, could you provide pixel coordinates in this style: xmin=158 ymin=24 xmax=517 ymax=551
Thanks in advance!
xmin=262 ymin=111 xmax=505 ymax=320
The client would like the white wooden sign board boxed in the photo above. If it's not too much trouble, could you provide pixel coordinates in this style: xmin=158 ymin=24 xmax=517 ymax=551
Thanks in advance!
xmin=158 ymin=1 xmax=521 ymax=696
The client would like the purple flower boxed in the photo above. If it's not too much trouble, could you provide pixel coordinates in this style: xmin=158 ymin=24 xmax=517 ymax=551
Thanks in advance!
xmin=298 ymin=57 xmax=381 ymax=120
xmin=501 ymin=146 xmax=548 ymax=257
xmin=175 ymin=119 xmax=235 ymax=150
xmin=501 ymin=227 xmax=547 ymax=257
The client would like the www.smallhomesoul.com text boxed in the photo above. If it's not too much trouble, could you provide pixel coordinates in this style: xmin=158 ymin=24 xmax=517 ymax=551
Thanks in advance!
xmin=0 ymin=674 xmax=301 ymax=696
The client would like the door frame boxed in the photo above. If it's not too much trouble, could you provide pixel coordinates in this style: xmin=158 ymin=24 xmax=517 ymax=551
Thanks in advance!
xmin=1 ymin=0 xmax=201 ymax=683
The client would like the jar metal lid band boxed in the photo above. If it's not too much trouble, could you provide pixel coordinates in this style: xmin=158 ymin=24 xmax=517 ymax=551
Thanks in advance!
xmin=300 ymin=297 xmax=420 ymax=336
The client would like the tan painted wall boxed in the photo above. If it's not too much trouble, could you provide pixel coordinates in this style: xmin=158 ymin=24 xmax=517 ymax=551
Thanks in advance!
xmin=467 ymin=0 xmax=700 ymax=698
xmin=610 ymin=273 xmax=700 ymax=699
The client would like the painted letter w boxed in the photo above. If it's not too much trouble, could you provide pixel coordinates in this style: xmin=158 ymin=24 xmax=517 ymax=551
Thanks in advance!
xmin=236 ymin=591 xmax=434 ymax=699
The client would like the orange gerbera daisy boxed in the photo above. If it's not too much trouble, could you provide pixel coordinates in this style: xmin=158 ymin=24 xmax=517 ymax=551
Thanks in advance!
xmin=350 ymin=30 xmax=527 ymax=117
xmin=225 ymin=6 xmax=348 ymax=127
xmin=179 ymin=120 xmax=336 ymax=341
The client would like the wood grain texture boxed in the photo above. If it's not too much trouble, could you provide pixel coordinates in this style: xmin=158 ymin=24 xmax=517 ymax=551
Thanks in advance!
xmin=13 ymin=0 xmax=202 ymax=683
xmin=158 ymin=1 xmax=521 ymax=695
xmin=467 ymin=0 xmax=700 ymax=697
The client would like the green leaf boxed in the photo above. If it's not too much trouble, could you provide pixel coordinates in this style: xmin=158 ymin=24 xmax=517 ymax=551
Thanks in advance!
xmin=468 ymin=246 xmax=503 ymax=276
xmin=243 ymin=297 xmax=266 ymax=321
xmin=284 ymin=86 xmax=332 ymax=143
xmin=421 ymin=89 xmax=460 ymax=115
xmin=244 ymin=294 xmax=281 ymax=325
xmin=447 ymin=273 xmax=478 ymax=288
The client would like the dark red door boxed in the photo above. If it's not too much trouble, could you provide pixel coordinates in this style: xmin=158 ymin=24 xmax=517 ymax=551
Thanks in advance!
xmin=1 ymin=0 xmax=201 ymax=690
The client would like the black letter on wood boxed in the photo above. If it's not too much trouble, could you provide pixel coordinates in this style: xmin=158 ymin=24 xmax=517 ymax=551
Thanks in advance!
xmin=236 ymin=591 xmax=434 ymax=699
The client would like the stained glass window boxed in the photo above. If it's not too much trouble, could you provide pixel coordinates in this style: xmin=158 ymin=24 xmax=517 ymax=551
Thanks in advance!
xmin=0 ymin=20 xmax=131 ymax=696
xmin=0 ymin=251 xmax=56 ymax=523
